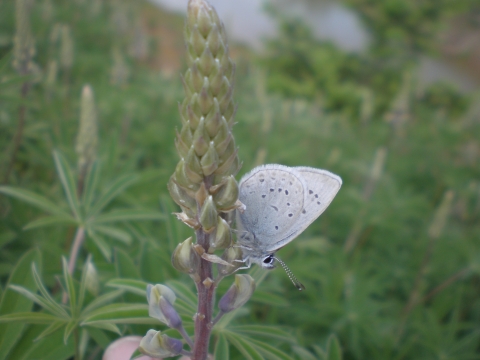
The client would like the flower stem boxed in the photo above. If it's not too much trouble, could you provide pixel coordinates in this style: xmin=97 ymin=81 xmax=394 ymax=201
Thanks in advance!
xmin=192 ymin=228 xmax=215 ymax=360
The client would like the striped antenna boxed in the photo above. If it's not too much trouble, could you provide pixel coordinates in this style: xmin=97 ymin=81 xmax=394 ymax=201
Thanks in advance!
xmin=274 ymin=257 xmax=305 ymax=291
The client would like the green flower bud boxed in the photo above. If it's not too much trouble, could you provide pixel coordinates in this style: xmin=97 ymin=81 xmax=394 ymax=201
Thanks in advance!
xmin=173 ymin=159 xmax=200 ymax=191
xmin=199 ymin=79 xmax=214 ymax=115
xmin=199 ymin=196 xmax=217 ymax=232
xmin=171 ymin=237 xmax=199 ymax=274
xmin=212 ymin=114 xmax=231 ymax=154
xmin=213 ymin=175 xmax=238 ymax=210
xmin=200 ymin=141 xmax=219 ymax=176
xmin=204 ymin=98 xmax=222 ymax=137
xmin=193 ymin=117 xmax=210 ymax=156
xmin=208 ymin=217 xmax=232 ymax=253
xmin=168 ymin=177 xmax=197 ymax=215
xmin=76 ymin=85 xmax=98 ymax=175
xmin=217 ymin=246 xmax=243 ymax=276
xmin=185 ymin=146 xmax=204 ymax=183
xmin=84 ymin=260 xmax=99 ymax=296
xmin=218 ymin=274 xmax=255 ymax=313
xmin=139 ymin=330 xmax=183 ymax=358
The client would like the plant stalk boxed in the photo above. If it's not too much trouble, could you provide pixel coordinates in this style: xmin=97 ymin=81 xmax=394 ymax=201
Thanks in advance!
xmin=192 ymin=228 xmax=215 ymax=360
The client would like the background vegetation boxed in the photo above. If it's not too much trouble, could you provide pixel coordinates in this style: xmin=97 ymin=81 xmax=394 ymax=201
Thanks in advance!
xmin=0 ymin=0 xmax=479 ymax=359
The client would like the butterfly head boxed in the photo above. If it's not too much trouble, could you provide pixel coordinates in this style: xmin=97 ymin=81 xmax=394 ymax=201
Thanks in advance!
xmin=261 ymin=253 xmax=276 ymax=269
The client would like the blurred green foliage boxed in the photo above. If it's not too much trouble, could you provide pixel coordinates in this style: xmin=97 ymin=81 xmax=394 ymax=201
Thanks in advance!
xmin=0 ymin=0 xmax=479 ymax=359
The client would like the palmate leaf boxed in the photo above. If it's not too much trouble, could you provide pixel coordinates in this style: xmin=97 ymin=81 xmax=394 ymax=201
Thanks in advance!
xmin=0 ymin=249 xmax=41 ymax=359
xmin=23 ymin=215 xmax=78 ymax=230
xmin=224 ymin=331 xmax=264 ymax=360
xmin=82 ymin=160 xmax=100 ymax=213
xmin=31 ymin=263 xmax=69 ymax=318
xmin=93 ymin=209 xmax=166 ymax=224
xmin=106 ymin=278 xmax=148 ymax=297
xmin=81 ymin=289 xmax=124 ymax=316
xmin=85 ymin=322 xmax=121 ymax=335
xmin=248 ymin=338 xmax=293 ymax=360
xmin=34 ymin=321 xmax=66 ymax=341
xmin=53 ymin=151 xmax=82 ymax=221
xmin=88 ymin=173 xmax=139 ymax=218
xmin=8 ymin=285 xmax=66 ymax=319
xmin=0 ymin=186 xmax=67 ymax=217
xmin=88 ymin=231 xmax=112 ymax=261
xmin=61 ymin=257 xmax=77 ymax=315
xmin=229 ymin=325 xmax=294 ymax=343
xmin=94 ymin=225 xmax=132 ymax=245
xmin=0 ymin=312 xmax=60 ymax=324
xmin=214 ymin=333 xmax=229 ymax=360
xmin=64 ymin=319 xmax=77 ymax=344
xmin=81 ymin=303 xmax=156 ymax=326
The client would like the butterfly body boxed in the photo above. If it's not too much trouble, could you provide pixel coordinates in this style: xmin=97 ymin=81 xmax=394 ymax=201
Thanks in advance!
xmin=236 ymin=164 xmax=342 ymax=269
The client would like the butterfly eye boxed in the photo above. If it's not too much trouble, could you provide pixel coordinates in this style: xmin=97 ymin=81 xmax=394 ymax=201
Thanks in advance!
xmin=263 ymin=255 xmax=274 ymax=265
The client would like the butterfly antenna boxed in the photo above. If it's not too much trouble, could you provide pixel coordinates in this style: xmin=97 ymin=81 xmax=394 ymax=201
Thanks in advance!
xmin=274 ymin=257 xmax=305 ymax=291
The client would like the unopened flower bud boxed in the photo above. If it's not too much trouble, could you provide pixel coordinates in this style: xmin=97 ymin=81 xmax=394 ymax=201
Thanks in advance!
xmin=146 ymin=284 xmax=179 ymax=327
xmin=171 ymin=237 xmax=199 ymax=274
xmin=139 ymin=330 xmax=183 ymax=358
xmin=200 ymin=141 xmax=219 ymax=176
xmin=193 ymin=117 xmax=210 ymax=156
xmin=199 ymin=196 xmax=217 ymax=232
xmin=213 ymin=175 xmax=238 ymax=210
xmin=85 ymin=260 xmax=99 ymax=296
xmin=218 ymin=274 xmax=255 ymax=313
xmin=208 ymin=217 xmax=231 ymax=253
xmin=185 ymin=146 xmax=204 ymax=183
xmin=168 ymin=177 xmax=197 ymax=215
xmin=217 ymin=246 xmax=243 ymax=276
xmin=76 ymin=85 xmax=98 ymax=175
xmin=173 ymin=159 xmax=200 ymax=191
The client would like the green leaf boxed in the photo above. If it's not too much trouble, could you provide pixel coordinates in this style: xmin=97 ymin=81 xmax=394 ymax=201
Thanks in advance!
xmin=81 ymin=303 xmax=156 ymax=325
xmin=78 ymin=256 xmax=92 ymax=311
xmin=0 ymin=186 xmax=66 ymax=216
xmin=251 ymin=290 xmax=288 ymax=307
xmin=82 ymin=160 xmax=100 ymax=213
xmin=326 ymin=334 xmax=342 ymax=360
xmin=230 ymin=325 xmax=294 ymax=343
xmin=94 ymin=209 xmax=166 ymax=224
xmin=0 ymin=248 xmax=41 ymax=359
xmin=34 ymin=321 xmax=66 ymax=341
xmin=224 ymin=331 xmax=264 ymax=360
xmin=53 ymin=151 xmax=82 ymax=221
xmin=166 ymin=280 xmax=197 ymax=309
xmin=94 ymin=225 xmax=132 ymax=245
xmin=214 ymin=333 xmax=229 ymax=360
xmin=115 ymin=249 xmax=141 ymax=279
xmin=31 ymin=263 xmax=70 ymax=318
xmin=86 ymin=327 xmax=112 ymax=349
xmin=88 ymin=231 xmax=112 ymax=261
xmin=88 ymin=173 xmax=139 ymax=217
xmin=249 ymin=338 xmax=293 ymax=360
xmin=62 ymin=257 xmax=76 ymax=314
xmin=81 ymin=290 xmax=124 ymax=316
xmin=106 ymin=278 xmax=148 ymax=297
xmin=23 ymin=215 xmax=78 ymax=230
xmin=292 ymin=346 xmax=317 ymax=360
xmin=0 ymin=312 xmax=60 ymax=324
xmin=0 ymin=231 xmax=16 ymax=250
xmin=6 ymin=324 xmax=74 ymax=360
xmin=8 ymin=285 xmax=64 ymax=318
xmin=63 ymin=320 xmax=78 ymax=344
xmin=85 ymin=322 xmax=121 ymax=335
